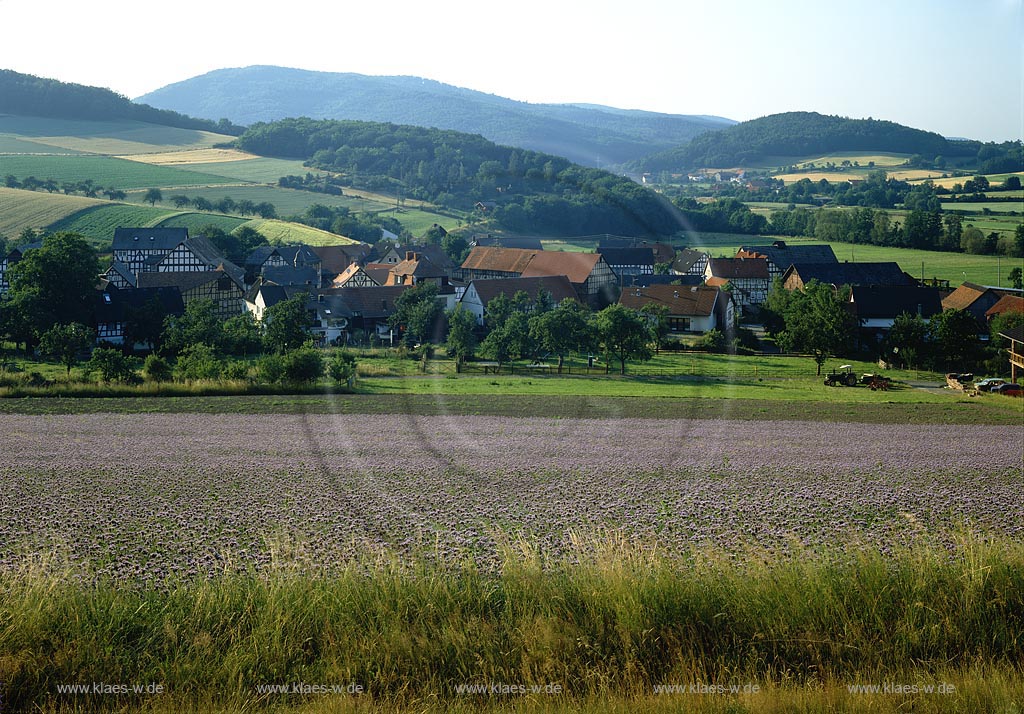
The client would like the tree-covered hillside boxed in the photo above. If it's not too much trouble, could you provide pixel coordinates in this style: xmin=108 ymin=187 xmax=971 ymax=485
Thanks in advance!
xmin=236 ymin=118 xmax=681 ymax=236
xmin=137 ymin=66 xmax=733 ymax=167
xmin=634 ymin=112 xmax=978 ymax=172
xmin=0 ymin=70 xmax=245 ymax=135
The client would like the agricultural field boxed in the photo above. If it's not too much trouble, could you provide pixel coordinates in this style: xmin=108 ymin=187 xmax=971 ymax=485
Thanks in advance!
xmin=1 ymin=411 xmax=1019 ymax=581
xmin=46 ymin=204 xmax=180 ymax=241
xmin=116 ymin=148 xmax=260 ymax=165
xmin=942 ymin=200 xmax=1023 ymax=213
xmin=136 ymin=184 xmax=387 ymax=215
xmin=0 ymin=187 xmax=106 ymax=238
xmin=242 ymin=218 xmax=360 ymax=245
xmin=911 ymin=172 xmax=1024 ymax=189
xmin=0 ymin=115 xmax=231 ymax=154
xmin=152 ymin=211 xmax=250 ymax=235
xmin=685 ymin=231 xmax=1022 ymax=288
xmin=0 ymin=155 xmax=238 ymax=189
xmin=181 ymin=156 xmax=322 ymax=182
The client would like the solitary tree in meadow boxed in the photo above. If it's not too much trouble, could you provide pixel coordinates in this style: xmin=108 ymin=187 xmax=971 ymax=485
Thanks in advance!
xmin=143 ymin=187 xmax=163 ymax=206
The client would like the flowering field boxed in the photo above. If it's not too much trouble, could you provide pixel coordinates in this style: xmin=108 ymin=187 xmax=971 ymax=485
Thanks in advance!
xmin=1 ymin=413 xmax=1020 ymax=583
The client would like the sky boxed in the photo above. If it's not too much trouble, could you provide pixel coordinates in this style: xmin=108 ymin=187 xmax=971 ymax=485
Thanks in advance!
xmin=1 ymin=0 xmax=1021 ymax=141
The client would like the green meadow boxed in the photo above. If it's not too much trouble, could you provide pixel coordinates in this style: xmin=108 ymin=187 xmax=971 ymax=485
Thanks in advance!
xmin=0 ymin=154 xmax=238 ymax=189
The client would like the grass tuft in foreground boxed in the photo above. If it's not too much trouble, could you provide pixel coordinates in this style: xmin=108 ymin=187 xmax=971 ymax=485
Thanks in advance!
xmin=0 ymin=530 xmax=1021 ymax=712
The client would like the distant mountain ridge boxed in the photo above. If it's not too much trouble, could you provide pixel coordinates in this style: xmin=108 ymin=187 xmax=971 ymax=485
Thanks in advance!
xmin=0 ymin=69 xmax=245 ymax=135
xmin=633 ymin=111 xmax=980 ymax=172
xmin=136 ymin=65 xmax=734 ymax=168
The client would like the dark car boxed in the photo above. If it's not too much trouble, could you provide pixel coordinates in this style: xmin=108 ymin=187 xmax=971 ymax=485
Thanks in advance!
xmin=991 ymin=383 xmax=1023 ymax=396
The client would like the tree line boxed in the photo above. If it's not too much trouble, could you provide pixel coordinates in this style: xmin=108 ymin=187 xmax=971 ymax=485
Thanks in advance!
xmin=235 ymin=118 xmax=680 ymax=236
xmin=0 ymin=70 xmax=246 ymax=135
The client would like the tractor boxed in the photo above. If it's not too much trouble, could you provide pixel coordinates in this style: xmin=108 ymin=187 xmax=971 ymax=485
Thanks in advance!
xmin=824 ymin=365 xmax=858 ymax=387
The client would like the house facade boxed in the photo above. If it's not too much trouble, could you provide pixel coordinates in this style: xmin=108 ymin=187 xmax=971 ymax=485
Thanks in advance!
xmin=459 ymin=276 xmax=578 ymax=325
xmin=737 ymin=241 xmax=838 ymax=281
xmin=619 ymin=284 xmax=734 ymax=334
xmin=704 ymin=257 xmax=770 ymax=309
xmin=111 ymin=228 xmax=187 ymax=277
xmin=137 ymin=270 xmax=244 ymax=320
xmin=94 ymin=286 xmax=184 ymax=347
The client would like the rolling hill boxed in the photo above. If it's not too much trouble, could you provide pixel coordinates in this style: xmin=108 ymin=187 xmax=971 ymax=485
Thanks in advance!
xmin=136 ymin=65 xmax=734 ymax=168
xmin=633 ymin=111 xmax=980 ymax=173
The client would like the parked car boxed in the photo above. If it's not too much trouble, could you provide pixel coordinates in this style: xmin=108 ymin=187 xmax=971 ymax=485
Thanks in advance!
xmin=974 ymin=378 xmax=1008 ymax=392
xmin=991 ymin=383 xmax=1023 ymax=397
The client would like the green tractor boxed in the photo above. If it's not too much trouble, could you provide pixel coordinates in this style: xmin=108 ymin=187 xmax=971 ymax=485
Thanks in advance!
xmin=824 ymin=364 xmax=858 ymax=387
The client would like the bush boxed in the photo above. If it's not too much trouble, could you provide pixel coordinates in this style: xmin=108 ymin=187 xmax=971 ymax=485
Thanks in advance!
xmin=327 ymin=351 xmax=357 ymax=384
xmin=222 ymin=361 xmax=251 ymax=381
xmin=142 ymin=354 xmax=172 ymax=383
xmin=84 ymin=347 xmax=139 ymax=383
xmin=283 ymin=347 xmax=324 ymax=384
xmin=257 ymin=354 xmax=286 ymax=384
xmin=693 ymin=329 xmax=726 ymax=353
xmin=174 ymin=343 xmax=223 ymax=381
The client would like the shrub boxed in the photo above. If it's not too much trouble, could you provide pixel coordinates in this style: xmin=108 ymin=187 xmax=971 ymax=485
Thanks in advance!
xmin=693 ymin=329 xmax=726 ymax=353
xmin=142 ymin=354 xmax=172 ymax=383
xmin=84 ymin=347 xmax=138 ymax=383
xmin=174 ymin=343 xmax=223 ymax=381
xmin=257 ymin=354 xmax=286 ymax=384
xmin=327 ymin=351 xmax=357 ymax=384
xmin=222 ymin=361 xmax=251 ymax=381
xmin=283 ymin=347 xmax=324 ymax=384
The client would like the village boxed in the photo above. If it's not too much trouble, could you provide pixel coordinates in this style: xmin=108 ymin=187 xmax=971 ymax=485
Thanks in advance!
xmin=0 ymin=226 xmax=1021 ymax=389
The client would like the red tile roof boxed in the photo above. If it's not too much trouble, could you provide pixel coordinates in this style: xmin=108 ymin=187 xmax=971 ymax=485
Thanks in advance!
xmin=985 ymin=294 xmax=1024 ymax=318
xmin=619 ymin=284 xmax=720 ymax=317
xmin=520 ymin=251 xmax=602 ymax=284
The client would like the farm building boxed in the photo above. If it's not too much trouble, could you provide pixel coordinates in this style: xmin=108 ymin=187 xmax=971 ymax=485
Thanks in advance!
xmin=136 ymin=269 xmax=244 ymax=320
xmin=985 ymin=294 xmax=1024 ymax=322
xmin=781 ymin=262 xmax=916 ymax=292
xmin=619 ymin=284 xmax=735 ymax=334
xmin=737 ymin=240 xmax=838 ymax=281
xmin=384 ymin=251 xmax=451 ymax=288
xmin=93 ymin=286 xmax=184 ymax=347
xmin=943 ymin=282 xmax=1022 ymax=324
xmin=332 ymin=263 xmax=382 ymax=289
xmin=459 ymin=276 xmax=578 ymax=325
xmin=997 ymin=324 xmax=1024 ymax=381
xmin=704 ymin=257 xmax=770 ymax=309
xmin=670 ymin=248 xmax=709 ymax=277
xmin=598 ymin=247 xmax=656 ymax=278
xmin=111 ymin=228 xmax=188 ymax=277
xmin=847 ymin=285 xmax=943 ymax=337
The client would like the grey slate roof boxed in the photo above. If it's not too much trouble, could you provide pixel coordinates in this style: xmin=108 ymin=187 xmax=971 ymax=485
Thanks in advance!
xmin=95 ymin=286 xmax=184 ymax=323
xmin=262 ymin=266 xmax=320 ymax=287
xmin=785 ymin=262 xmax=915 ymax=288
xmin=598 ymin=247 xmax=656 ymax=267
xmin=112 ymin=227 xmax=188 ymax=252
xmin=849 ymin=285 xmax=943 ymax=320
xmin=739 ymin=241 xmax=838 ymax=270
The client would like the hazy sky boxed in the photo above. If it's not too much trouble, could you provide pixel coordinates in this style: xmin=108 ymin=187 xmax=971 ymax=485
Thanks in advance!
xmin=2 ymin=0 xmax=1020 ymax=141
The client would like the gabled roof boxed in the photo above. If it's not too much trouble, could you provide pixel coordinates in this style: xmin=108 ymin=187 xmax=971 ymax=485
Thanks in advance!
xmin=390 ymin=251 xmax=446 ymax=279
xmin=103 ymin=261 xmax=137 ymax=287
xmin=312 ymin=243 xmax=372 ymax=275
xmin=521 ymin=251 xmax=602 ymax=284
xmin=95 ymin=286 xmax=184 ymax=322
xmin=738 ymin=241 xmax=838 ymax=269
xmin=333 ymin=263 xmax=381 ymax=287
xmin=849 ymin=285 xmax=943 ymax=320
xmin=274 ymin=244 xmax=321 ymax=267
xmin=783 ymin=262 xmax=914 ymax=288
xmin=362 ymin=262 xmax=394 ymax=286
xmin=598 ymin=247 xmax=655 ymax=267
xmin=998 ymin=324 xmax=1024 ymax=344
xmin=137 ymin=269 xmax=241 ymax=292
xmin=465 ymin=276 xmax=578 ymax=306
xmin=619 ymin=284 xmax=721 ymax=317
xmin=320 ymin=285 xmax=410 ymax=319
xmin=460 ymin=246 xmax=538 ymax=274
xmin=671 ymin=248 xmax=708 ymax=273
xmin=942 ymin=282 xmax=997 ymax=311
xmin=112 ymin=227 xmax=187 ymax=252
xmin=244 ymin=245 xmax=277 ymax=267
xmin=621 ymin=274 xmax=704 ymax=288
xmin=985 ymin=294 xmax=1024 ymax=318
xmin=706 ymin=257 xmax=770 ymax=280
xmin=262 ymin=265 xmax=320 ymax=287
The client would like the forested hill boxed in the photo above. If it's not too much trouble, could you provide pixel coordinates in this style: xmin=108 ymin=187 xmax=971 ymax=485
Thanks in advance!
xmin=236 ymin=118 xmax=681 ymax=236
xmin=634 ymin=111 xmax=978 ymax=172
xmin=0 ymin=70 xmax=245 ymax=135
xmin=137 ymin=65 xmax=733 ymax=168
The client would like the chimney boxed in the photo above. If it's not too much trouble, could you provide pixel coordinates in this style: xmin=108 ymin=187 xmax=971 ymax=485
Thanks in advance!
xmin=406 ymin=251 xmax=415 ymax=261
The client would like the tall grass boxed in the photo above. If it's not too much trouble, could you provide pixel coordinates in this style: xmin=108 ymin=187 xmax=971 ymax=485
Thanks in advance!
xmin=1 ymin=530 xmax=1021 ymax=712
